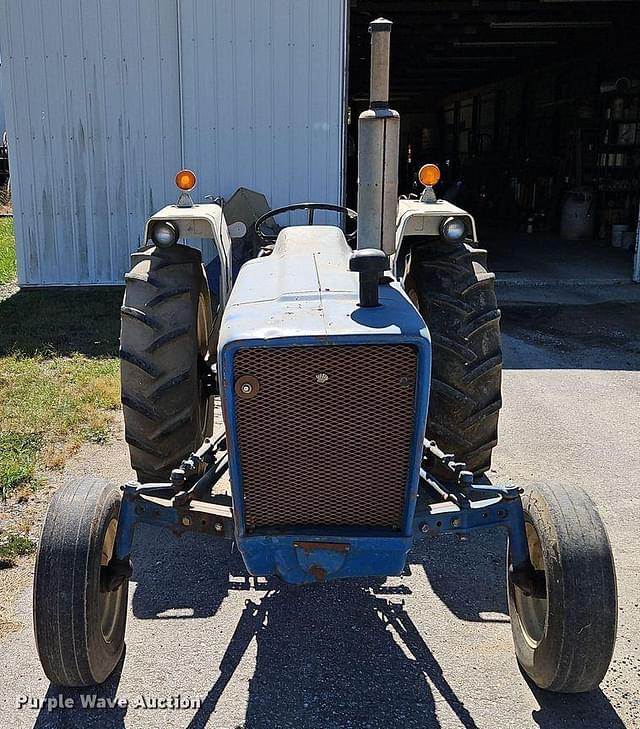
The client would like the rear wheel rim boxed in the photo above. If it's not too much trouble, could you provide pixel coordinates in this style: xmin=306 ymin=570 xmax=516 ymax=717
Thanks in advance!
xmin=513 ymin=522 xmax=548 ymax=647
xmin=196 ymin=288 xmax=213 ymax=435
xmin=99 ymin=519 xmax=125 ymax=644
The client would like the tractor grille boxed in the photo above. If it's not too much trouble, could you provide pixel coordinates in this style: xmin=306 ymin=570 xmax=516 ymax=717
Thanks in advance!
xmin=233 ymin=344 xmax=418 ymax=533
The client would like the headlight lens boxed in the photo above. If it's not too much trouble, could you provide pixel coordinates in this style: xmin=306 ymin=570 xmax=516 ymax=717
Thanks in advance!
xmin=150 ymin=221 xmax=179 ymax=248
xmin=440 ymin=217 xmax=467 ymax=242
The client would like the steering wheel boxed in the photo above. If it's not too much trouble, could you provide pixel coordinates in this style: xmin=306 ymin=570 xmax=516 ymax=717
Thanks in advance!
xmin=255 ymin=202 xmax=358 ymax=243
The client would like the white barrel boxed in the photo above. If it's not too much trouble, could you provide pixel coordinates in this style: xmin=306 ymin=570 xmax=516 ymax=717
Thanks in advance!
xmin=560 ymin=189 xmax=595 ymax=240
xmin=611 ymin=224 xmax=629 ymax=248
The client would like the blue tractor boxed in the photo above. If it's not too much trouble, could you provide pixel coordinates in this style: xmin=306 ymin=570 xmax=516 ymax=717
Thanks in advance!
xmin=34 ymin=19 xmax=616 ymax=694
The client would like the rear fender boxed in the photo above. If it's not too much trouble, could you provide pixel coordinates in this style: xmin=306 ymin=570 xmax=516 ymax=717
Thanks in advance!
xmin=392 ymin=204 xmax=478 ymax=280
xmin=144 ymin=204 xmax=233 ymax=305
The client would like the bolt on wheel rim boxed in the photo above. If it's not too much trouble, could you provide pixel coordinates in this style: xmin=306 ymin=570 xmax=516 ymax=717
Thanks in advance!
xmin=99 ymin=518 xmax=125 ymax=644
xmin=513 ymin=522 xmax=548 ymax=647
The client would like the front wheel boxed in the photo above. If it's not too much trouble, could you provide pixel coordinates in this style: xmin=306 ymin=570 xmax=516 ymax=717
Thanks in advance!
xmin=508 ymin=482 xmax=617 ymax=693
xmin=34 ymin=477 xmax=129 ymax=686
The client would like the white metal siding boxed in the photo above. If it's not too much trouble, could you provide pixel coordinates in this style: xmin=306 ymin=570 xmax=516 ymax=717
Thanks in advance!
xmin=0 ymin=0 xmax=182 ymax=285
xmin=0 ymin=59 xmax=6 ymax=134
xmin=0 ymin=0 xmax=347 ymax=286
xmin=180 ymin=0 xmax=346 ymax=212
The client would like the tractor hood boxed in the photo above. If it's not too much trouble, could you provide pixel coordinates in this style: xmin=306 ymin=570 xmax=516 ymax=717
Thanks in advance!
xmin=218 ymin=225 xmax=429 ymax=347
xmin=217 ymin=224 xmax=432 ymax=584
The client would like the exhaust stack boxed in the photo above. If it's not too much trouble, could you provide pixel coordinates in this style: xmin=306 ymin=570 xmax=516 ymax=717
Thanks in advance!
xmin=356 ymin=18 xmax=400 ymax=255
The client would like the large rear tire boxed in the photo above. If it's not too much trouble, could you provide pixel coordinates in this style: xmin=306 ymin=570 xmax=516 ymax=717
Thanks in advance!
xmin=34 ymin=477 xmax=128 ymax=686
xmin=406 ymin=239 xmax=502 ymax=478
xmin=120 ymin=244 xmax=214 ymax=483
xmin=507 ymin=482 xmax=617 ymax=692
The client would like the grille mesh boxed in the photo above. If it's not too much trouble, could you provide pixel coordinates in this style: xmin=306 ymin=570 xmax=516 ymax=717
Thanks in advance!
xmin=233 ymin=344 xmax=418 ymax=533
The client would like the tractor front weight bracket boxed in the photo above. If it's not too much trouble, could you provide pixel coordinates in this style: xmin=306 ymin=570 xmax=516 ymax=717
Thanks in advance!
xmin=414 ymin=439 xmax=545 ymax=599
xmin=104 ymin=434 xmax=543 ymax=599
xmin=102 ymin=434 xmax=234 ymax=592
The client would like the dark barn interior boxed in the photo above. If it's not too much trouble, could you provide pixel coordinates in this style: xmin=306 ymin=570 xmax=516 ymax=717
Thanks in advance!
xmin=348 ymin=0 xmax=640 ymax=283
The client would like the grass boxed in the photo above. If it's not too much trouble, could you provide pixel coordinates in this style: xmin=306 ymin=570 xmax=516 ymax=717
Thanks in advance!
xmin=0 ymin=531 xmax=35 ymax=567
xmin=0 ymin=218 xmax=16 ymax=284
xmin=0 ymin=354 xmax=120 ymax=498
xmin=0 ymin=222 xmax=123 ymax=498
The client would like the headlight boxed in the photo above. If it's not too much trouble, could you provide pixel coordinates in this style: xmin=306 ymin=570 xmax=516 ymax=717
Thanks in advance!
xmin=150 ymin=221 xmax=179 ymax=248
xmin=440 ymin=216 xmax=467 ymax=242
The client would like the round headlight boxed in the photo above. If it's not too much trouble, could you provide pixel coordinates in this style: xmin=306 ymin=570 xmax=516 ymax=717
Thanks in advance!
xmin=150 ymin=221 xmax=179 ymax=248
xmin=440 ymin=217 xmax=467 ymax=242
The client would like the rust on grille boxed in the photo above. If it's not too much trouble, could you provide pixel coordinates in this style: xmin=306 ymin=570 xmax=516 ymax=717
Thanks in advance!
xmin=233 ymin=344 xmax=418 ymax=533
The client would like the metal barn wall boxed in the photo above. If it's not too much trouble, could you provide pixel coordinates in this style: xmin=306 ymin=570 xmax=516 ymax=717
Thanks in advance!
xmin=0 ymin=60 xmax=5 ymax=134
xmin=0 ymin=0 xmax=182 ymax=285
xmin=0 ymin=0 xmax=347 ymax=286
xmin=179 ymin=0 xmax=347 ymax=214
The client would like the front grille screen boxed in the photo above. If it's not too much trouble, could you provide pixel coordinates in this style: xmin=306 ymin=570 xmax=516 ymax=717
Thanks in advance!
xmin=233 ymin=344 xmax=418 ymax=533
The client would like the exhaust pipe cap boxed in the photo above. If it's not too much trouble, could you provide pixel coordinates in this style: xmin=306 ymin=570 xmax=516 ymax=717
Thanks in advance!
xmin=349 ymin=249 xmax=389 ymax=308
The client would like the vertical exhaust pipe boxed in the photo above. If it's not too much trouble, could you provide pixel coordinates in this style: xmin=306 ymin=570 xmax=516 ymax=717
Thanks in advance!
xmin=356 ymin=18 xmax=400 ymax=255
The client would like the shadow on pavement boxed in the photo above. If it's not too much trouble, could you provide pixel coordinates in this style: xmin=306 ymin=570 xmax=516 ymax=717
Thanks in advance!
xmin=33 ymin=650 xmax=128 ymax=729
xmin=501 ymin=302 xmax=640 ymax=371
xmin=527 ymin=674 xmax=626 ymax=729
xmin=183 ymin=584 xmax=480 ymax=729
xmin=131 ymin=525 xmax=236 ymax=620
xmin=411 ymin=530 xmax=510 ymax=623
xmin=123 ymin=525 xmax=626 ymax=729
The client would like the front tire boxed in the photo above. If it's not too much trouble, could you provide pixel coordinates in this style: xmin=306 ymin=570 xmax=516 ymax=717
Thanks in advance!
xmin=120 ymin=244 xmax=214 ymax=483
xmin=406 ymin=238 xmax=502 ymax=478
xmin=34 ymin=477 xmax=128 ymax=686
xmin=508 ymin=482 xmax=617 ymax=693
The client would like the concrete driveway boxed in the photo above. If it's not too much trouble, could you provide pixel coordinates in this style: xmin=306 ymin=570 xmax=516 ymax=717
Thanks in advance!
xmin=1 ymin=296 xmax=639 ymax=729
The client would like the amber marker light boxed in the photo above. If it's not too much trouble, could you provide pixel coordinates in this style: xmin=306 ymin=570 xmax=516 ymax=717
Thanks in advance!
xmin=418 ymin=163 xmax=441 ymax=187
xmin=176 ymin=169 xmax=197 ymax=191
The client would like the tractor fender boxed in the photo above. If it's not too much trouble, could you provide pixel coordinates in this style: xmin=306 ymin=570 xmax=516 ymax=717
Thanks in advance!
xmin=143 ymin=204 xmax=234 ymax=306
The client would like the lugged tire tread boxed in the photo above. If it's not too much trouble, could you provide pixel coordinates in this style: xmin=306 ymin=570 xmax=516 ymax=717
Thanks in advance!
xmin=120 ymin=244 xmax=214 ymax=483
xmin=120 ymin=306 xmax=161 ymax=330
xmin=119 ymin=349 xmax=160 ymax=377
xmin=407 ymin=238 xmax=503 ymax=477
xmin=146 ymin=326 xmax=191 ymax=353
xmin=121 ymin=393 xmax=159 ymax=421
xmin=146 ymin=287 xmax=191 ymax=308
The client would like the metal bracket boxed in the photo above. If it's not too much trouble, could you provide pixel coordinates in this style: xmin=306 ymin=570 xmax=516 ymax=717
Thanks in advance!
xmin=170 ymin=432 xmax=226 ymax=491
xmin=416 ymin=439 xmax=545 ymax=599
xmin=111 ymin=432 xmax=233 ymax=574
xmin=100 ymin=556 xmax=133 ymax=593
xmin=422 ymin=439 xmax=474 ymax=488
xmin=177 ymin=191 xmax=195 ymax=208
xmin=420 ymin=186 xmax=437 ymax=203
xmin=199 ymin=358 xmax=219 ymax=398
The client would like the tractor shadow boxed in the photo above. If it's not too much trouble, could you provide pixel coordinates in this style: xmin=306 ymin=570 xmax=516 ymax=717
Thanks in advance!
xmin=129 ymin=526 xmax=625 ymax=729
xmin=131 ymin=527 xmax=480 ymax=729
xmin=411 ymin=529 xmax=510 ymax=623
xmin=182 ymin=582 xmax=480 ymax=729
xmin=32 ymin=651 xmax=128 ymax=729
xmin=130 ymin=525 xmax=237 ymax=620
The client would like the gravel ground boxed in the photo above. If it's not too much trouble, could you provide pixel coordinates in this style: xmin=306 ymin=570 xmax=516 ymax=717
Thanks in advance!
xmin=0 ymin=299 xmax=638 ymax=729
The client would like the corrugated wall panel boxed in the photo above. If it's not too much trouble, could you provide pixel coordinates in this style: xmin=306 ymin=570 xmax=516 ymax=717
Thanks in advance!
xmin=0 ymin=58 xmax=5 ymax=134
xmin=0 ymin=0 xmax=181 ymax=285
xmin=180 ymin=0 xmax=347 ymax=215
xmin=0 ymin=0 xmax=346 ymax=286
